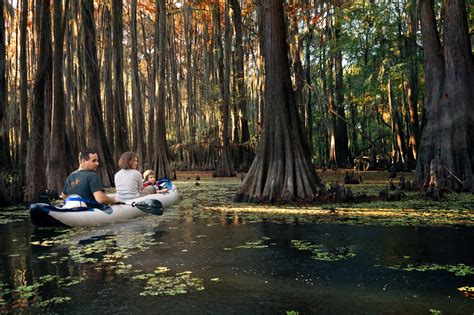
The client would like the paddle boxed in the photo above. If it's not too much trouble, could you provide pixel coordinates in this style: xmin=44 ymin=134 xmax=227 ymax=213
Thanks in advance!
xmin=116 ymin=199 xmax=164 ymax=216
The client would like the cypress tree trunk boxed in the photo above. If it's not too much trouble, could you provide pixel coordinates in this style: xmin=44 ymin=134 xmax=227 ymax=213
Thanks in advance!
xmin=415 ymin=0 xmax=474 ymax=191
xmin=103 ymin=5 xmax=114 ymax=154
xmin=0 ymin=0 xmax=9 ymax=205
xmin=184 ymin=4 xmax=196 ymax=169
xmin=48 ymin=0 xmax=69 ymax=193
xmin=130 ymin=0 xmax=145 ymax=160
xmin=82 ymin=0 xmax=116 ymax=186
xmin=215 ymin=0 xmax=235 ymax=177
xmin=387 ymin=77 xmax=407 ymax=164
xmin=235 ymin=0 xmax=323 ymax=204
xmin=405 ymin=0 xmax=419 ymax=168
xmin=18 ymin=0 xmax=29 ymax=187
xmin=153 ymin=0 xmax=170 ymax=179
xmin=168 ymin=14 xmax=182 ymax=144
xmin=25 ymin=0 xmax=50 ymax=202
xmin=112 ymin=0 xmax=129 ymax=159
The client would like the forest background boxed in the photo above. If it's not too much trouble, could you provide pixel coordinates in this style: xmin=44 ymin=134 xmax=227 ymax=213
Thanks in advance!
xmin=0 ymin=0 xmax=472 ymax=205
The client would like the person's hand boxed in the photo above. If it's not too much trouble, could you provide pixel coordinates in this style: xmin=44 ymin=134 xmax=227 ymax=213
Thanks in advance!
xmin=159 ymin=188 xmax=169 ymax=193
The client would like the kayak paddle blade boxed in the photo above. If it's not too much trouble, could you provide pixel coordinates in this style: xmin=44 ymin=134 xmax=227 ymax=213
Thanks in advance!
xmin=132 ymin=199 xmax=164 ymax=215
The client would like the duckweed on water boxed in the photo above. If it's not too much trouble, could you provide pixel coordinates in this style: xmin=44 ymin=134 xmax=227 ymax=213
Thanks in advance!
xmin=0 ymin=208 xmax=29 ymax=225
xmin=235 ymin=237 xmax=271 ymax=249
xmin=386 ymin=263 xmax=474 ymax=276
xmin=291 ymin=240 xmax=356 ymax=262
xmin=132 ymin=268 xmax=204 ymax=296
xmin=0 ymin=275 xmax=82 ymax=310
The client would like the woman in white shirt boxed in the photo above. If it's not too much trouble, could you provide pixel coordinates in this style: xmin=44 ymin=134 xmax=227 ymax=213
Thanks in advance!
xmin=114 ymin=151 xmax=143 ymax=201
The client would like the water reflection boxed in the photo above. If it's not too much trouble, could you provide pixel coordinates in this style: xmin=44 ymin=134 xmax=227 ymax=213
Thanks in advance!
xmin=0 ymin=208 xmax=473 ymax=314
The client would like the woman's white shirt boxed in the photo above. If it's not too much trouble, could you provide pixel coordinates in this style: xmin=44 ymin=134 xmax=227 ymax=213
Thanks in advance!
xmin=115 ymin=169 xmax=143 ymax=200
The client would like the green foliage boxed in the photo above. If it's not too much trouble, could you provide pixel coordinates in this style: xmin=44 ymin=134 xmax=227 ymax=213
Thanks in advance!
xmin=290 ymin=240 xmax=356 ymax=262
xmin=132 ymin=269 xmax=204 ymax=296
xmin=386 ymin=263 xmax=474 ymax=277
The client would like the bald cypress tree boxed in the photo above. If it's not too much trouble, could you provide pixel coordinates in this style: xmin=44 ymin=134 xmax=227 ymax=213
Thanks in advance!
xmin=235 ymin=0 xmax=324 ymax=203
xmin=415 ymin=0 xmax=474 ymax=191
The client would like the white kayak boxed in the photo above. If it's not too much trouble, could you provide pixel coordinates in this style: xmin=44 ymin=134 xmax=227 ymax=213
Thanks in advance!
xmin=30 ymin=182 xmax=179 ymax=228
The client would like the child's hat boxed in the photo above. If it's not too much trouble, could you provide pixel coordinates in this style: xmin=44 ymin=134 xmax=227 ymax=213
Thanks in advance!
xmin=143 ymin=169 xmax=155 ymax=180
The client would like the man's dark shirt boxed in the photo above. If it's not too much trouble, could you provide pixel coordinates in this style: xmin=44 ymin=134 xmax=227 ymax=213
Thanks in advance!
xmin=63 ymin=170 xmax=104 ymax=204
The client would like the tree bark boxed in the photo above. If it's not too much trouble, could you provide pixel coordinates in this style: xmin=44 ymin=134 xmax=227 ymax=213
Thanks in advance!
xmin=184 ymin=3 xmax=196 ymax=169
xmin=168 ymin=14 xmax=182 ymax=144
xmin=25 ymin=0 xmax=50 ymax=202
xmin=405 ymin=0 xmax=419 ymax=167
xmin=415 ymin=0 xmax=474 ymax=190
xmin=334 ymin=3 xmax=350 ymax=167
xmin=18 ymin=0 xmax=29 ymax=187
xmin=153 ymin=0 xmax=170 ymax=179
xmin=82 ymin=0 xmax=116 ymax=186
xmin=102 ymin=4 xmax=114 ymax=155
xmin=215 ymin=0 xmax=235 ymax=177
xmin=112 ymin=0 xmax=129 ymax=159
xmin=235 ymin=0 xmax=323 ymax=204
xmin=387 ymin=77 xmax=407 ymax=164
xmin=130 ymin=0 xmax=145 ymax=160
xmin=0 ymin=0 xmax=9 ymax=205
xmin=48 ymin=0 xmax=69 ymax=193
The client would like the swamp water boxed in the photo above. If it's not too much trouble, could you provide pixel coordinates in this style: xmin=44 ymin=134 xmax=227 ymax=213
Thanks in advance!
xmin=0 ymin=182 xmax=473 ymax=314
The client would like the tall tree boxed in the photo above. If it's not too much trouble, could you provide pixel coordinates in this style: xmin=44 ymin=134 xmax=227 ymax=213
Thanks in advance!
xmin=82 ymin=0 xmax=116 ymax=186
xmin=405 ymin=0 xmax=419 ymax=167
xmin=18 ymin=0 xmax=29 ymax=187
xmin=415 ymin=0 xmax=474 ymax=190
xmin=25 ymin=0 xmax=51 ymax=202
xmin=387 ymin=76 xmax=407 ymax=164
xmin=168 ymin=14 xmax=182 ymax=144
xmin=112 ymin=0 xmax=129 ymax=159
xmin=0 ymin=0 xmax=9 ymax=204
xmin=153 ymin=0 xmax=170 ymax=179
xmin=103 ymin=4 xmax=115 ymax=156
xmin=48 ymin=0 xmax=69 ymax=193
xmin=215 ymin=0 xmax=235 ymax=177
xmin=235 ymin=0 xmax=323 ymax=203
xmin=334 ymin=1 xmax=350 ymax=167
xmin=130 ymin=0 xmax=145 ymax=160
xmin=183 ymin=2 xmax=196 ymax=168
xmin=230 ymin=0 xmax=249 ymax=144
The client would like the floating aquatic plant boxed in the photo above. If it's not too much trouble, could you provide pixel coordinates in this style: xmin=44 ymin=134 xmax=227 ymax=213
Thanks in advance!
xmin=290 ymin=240 xmax=356 ymax=262
xmin=133 ymin=268 xmax=204 ymax=296
xmin=235 ymin=237 xmax=271 ymax=249
xmin=0 ymin=209 xmax=29 ymax=225
xmin=386 ymin=263 xmax=474 ymax=276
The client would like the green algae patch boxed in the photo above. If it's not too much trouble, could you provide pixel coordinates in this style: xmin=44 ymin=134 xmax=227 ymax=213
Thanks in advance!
xmin=132 ymin=268 xmax=204 ymax=296
xmin=235 ymin=236 xmax=271 ymax=249
xmin=290 ymin=240 xmax=356 ymax=261
xmin=0 ymin=208 xmax=29 ymax=225
xmin=386 ymin=263 xmax=474 ymax=276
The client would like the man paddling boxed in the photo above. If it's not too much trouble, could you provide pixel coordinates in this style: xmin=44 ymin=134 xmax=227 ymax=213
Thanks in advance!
xmin=61 ymin=149 xmax=117 ymax=207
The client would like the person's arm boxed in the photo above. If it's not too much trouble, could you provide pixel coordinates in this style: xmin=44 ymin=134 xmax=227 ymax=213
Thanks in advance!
xmin=89 ymin=173 xmax=116 ymax=204
xmin=93 ymin=190 xmax=117 ymax=204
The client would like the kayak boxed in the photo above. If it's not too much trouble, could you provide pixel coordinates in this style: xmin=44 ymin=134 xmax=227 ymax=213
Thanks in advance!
xmin=30 ymin=183 xmax=179 ymax=228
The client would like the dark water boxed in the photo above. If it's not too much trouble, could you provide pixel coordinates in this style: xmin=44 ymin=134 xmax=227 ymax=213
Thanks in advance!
xmin=0 ymin=205 xmax=473 ymax=314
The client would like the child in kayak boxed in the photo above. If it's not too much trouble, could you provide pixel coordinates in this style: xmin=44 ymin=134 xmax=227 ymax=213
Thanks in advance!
xmin=142 ymin=170 xmax=169 ymax=194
